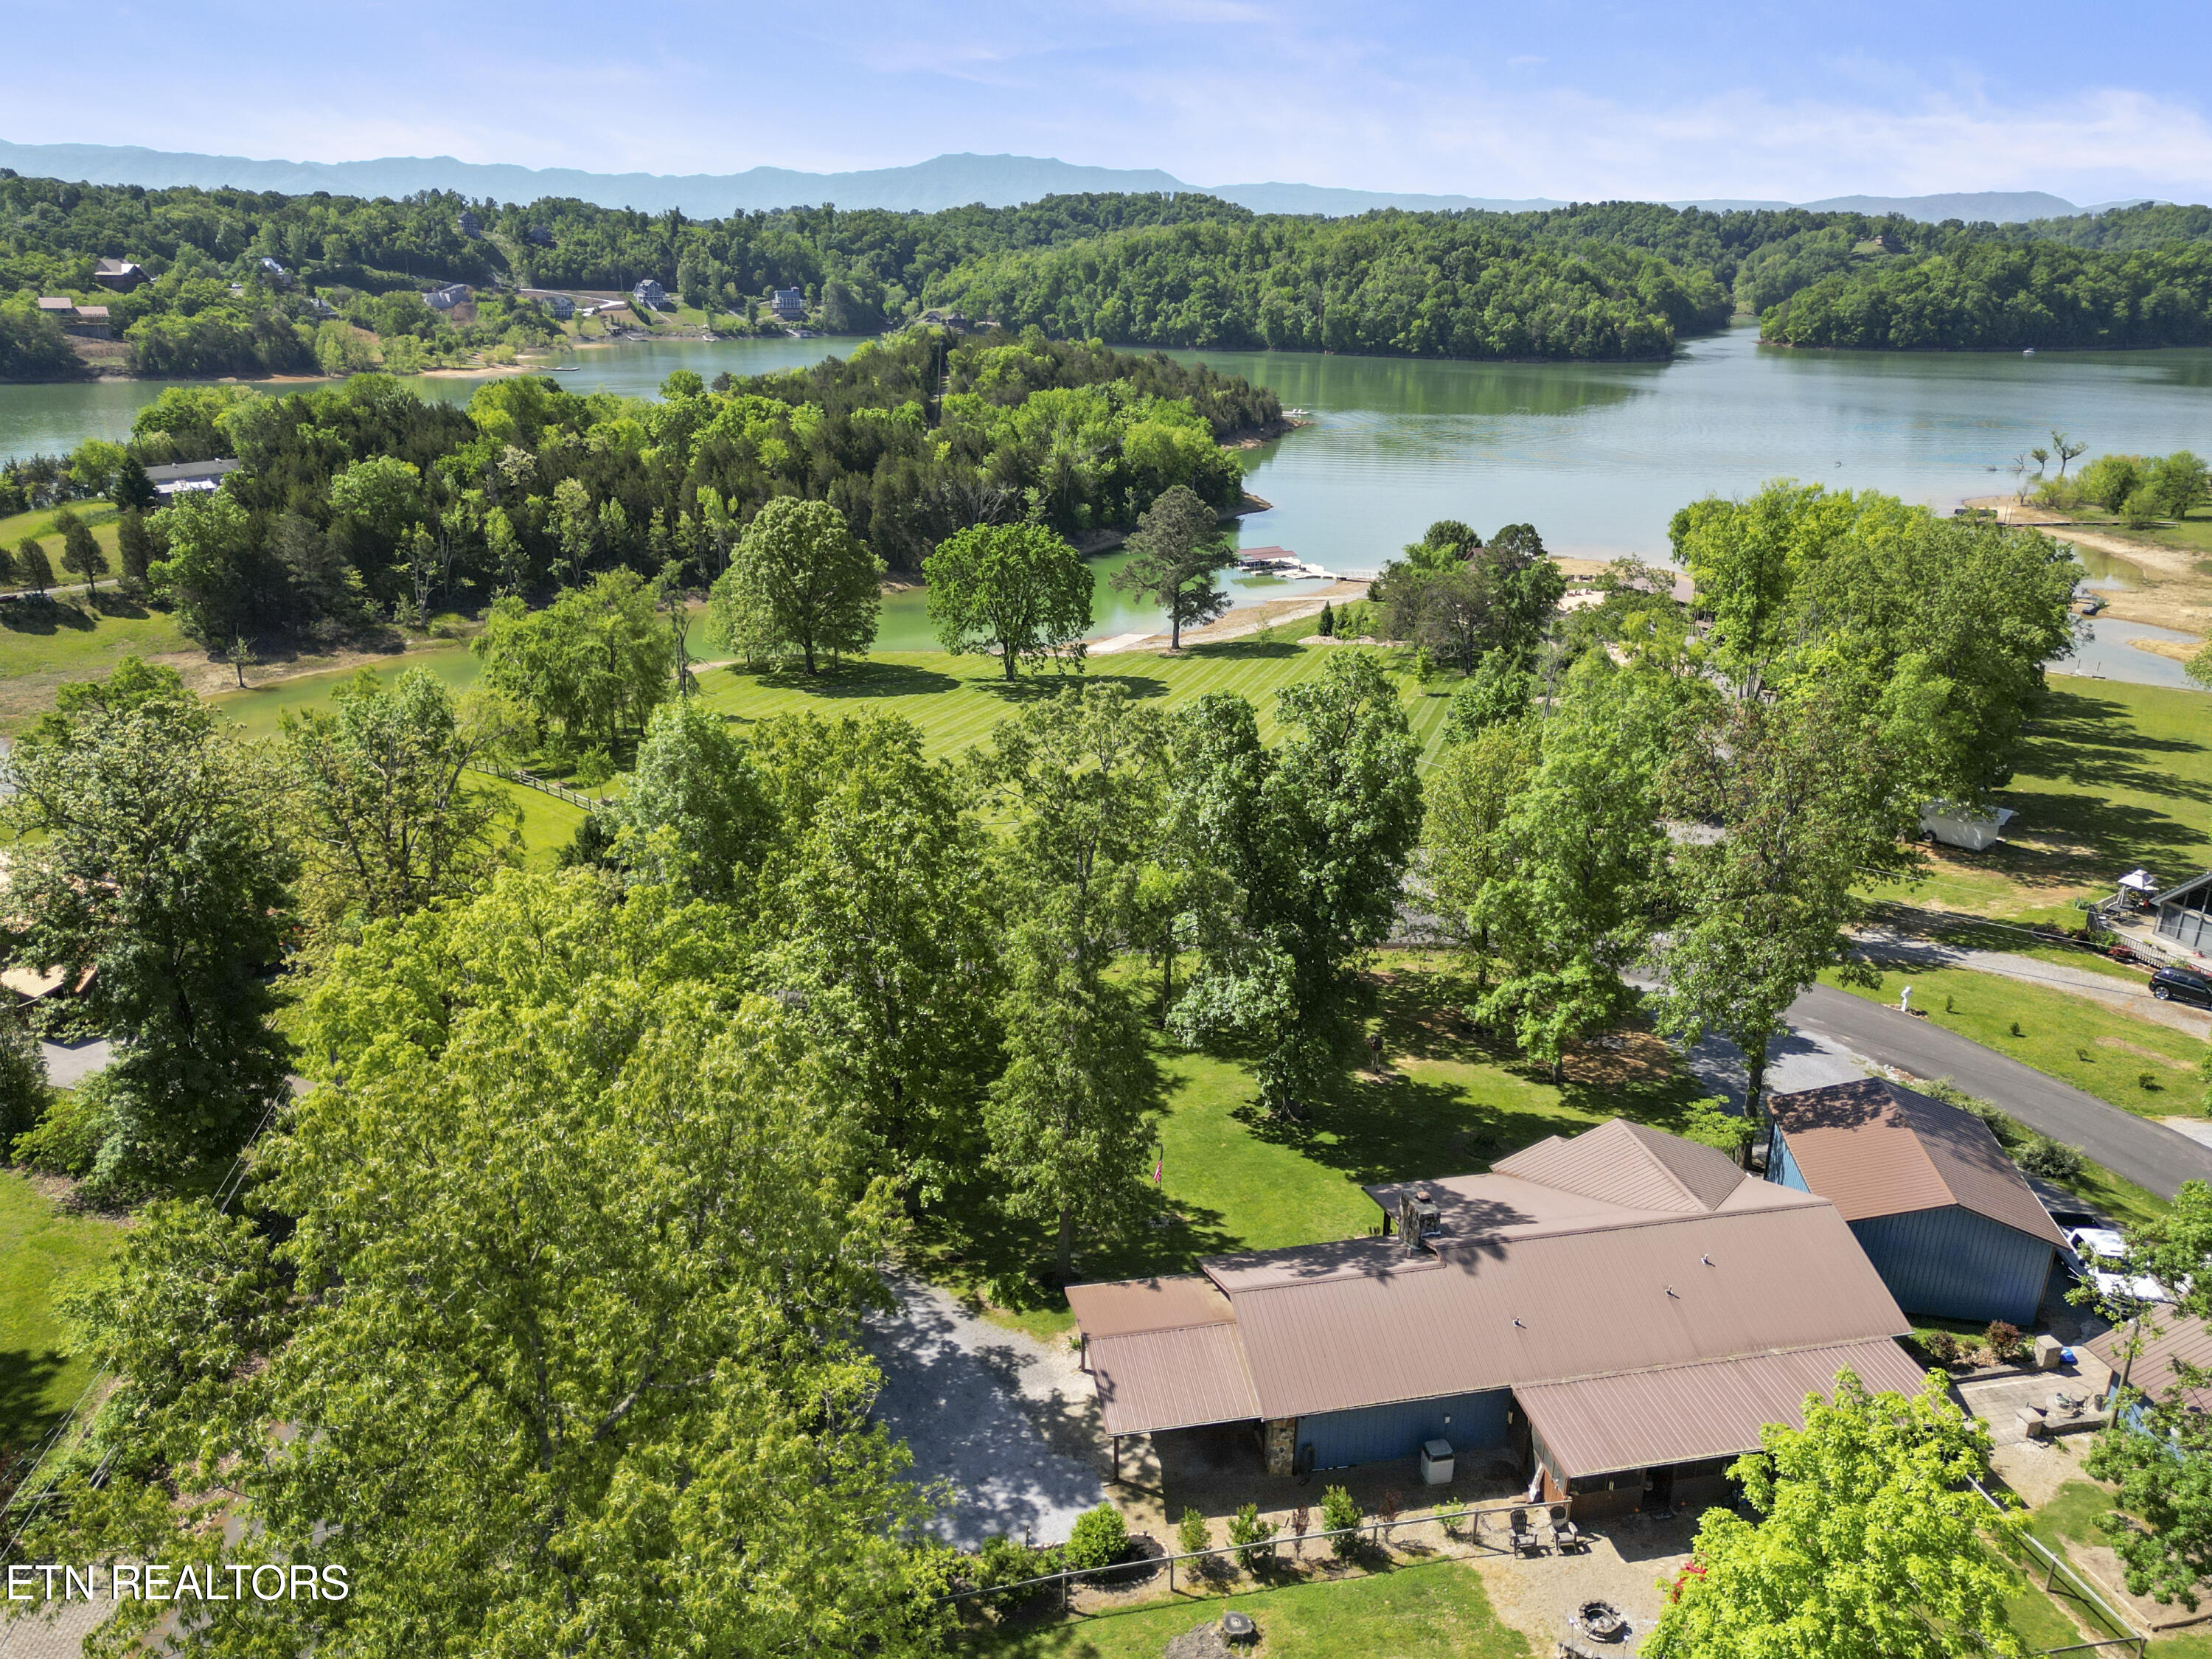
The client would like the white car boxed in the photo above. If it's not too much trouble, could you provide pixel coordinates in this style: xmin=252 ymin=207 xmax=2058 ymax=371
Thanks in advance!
xmin=2064 ymin=1227 xmax=2173 ymax=1305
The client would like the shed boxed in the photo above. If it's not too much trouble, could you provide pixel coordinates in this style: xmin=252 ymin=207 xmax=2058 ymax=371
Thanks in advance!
xmin=1767 ymin=1079 xmax=2063 ymax=1326
xmin=1069 ymin=1119 xmax=1919 ymax=1518
xmin=2150 ymin=871 xmax=2212 ymax=953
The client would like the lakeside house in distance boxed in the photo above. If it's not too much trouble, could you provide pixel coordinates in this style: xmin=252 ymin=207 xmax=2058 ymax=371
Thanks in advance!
xmin=145 ymin=459 xmax=243 ymax=499
xmin=91 ymin=257 xmax=147 ymax=291
xmin=1067 ymin=1119 xmax=1922 ymax=1520
xmin=632 ymin=277 xmax=669 ymax=310
xmin=425 ymin=283 xmax=472 ymax=312
xmin=769 ymin=286 xmax=807 ymax=322
xmin=1767 ymin=1079 xmax=2063 ymax=1327
xmin=36 ymin=298 xmax=111 ymax=337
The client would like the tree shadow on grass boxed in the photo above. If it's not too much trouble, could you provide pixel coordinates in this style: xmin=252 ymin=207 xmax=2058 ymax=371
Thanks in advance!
xmin=1222 ymin=967 xmax=1709 ymax=1191
xmin=86 ymin=591 xmax=150 ymax=621
xmin=0 ymin=597 xmax=94 ymax=637
xmin=1185 ymin=639 xmax=1301 ymax=661
xmin=0 ymin=1347 xmax=69 ymax=1455
xmin=748 ymin=660 xmax=965 ymax=699
xmin=969 ymin=670 xmax=1172 ymax=706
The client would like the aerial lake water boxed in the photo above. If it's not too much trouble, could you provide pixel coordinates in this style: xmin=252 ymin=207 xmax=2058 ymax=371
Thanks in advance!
xmin=7 ymin=327 xmax=2209 ymax=678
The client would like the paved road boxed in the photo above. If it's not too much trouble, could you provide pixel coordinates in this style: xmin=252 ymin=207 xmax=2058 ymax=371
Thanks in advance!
xmin=38 ymin=1039 xmax=110 ymax=1089
xmin=1787 ymin=982 xmax=2212 ymax=1200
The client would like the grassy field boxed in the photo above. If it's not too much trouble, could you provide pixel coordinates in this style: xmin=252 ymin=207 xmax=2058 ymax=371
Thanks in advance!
xmin=960 ymin=1558 xmax=1531 ymax=1659
xmin=917 ymin=954 xmax=1712 ymax=1340
xmin=0 ymin=1171 xmax=121 ymax=1457
xmin=0 ymin=594 xmax=197 ymax=729
xmin=689 ymin=636 xmax=1461 ymax=769
xmin=1821 ymin=964 xmax=2206 ymax=1121
xmin=1864 ymin=680 xmax=2212 ymax=928
xmin=0 ymin=503 xmax=122 ymax=591
xmin=2017 ymin=1478 xmax=2212 ymax=1657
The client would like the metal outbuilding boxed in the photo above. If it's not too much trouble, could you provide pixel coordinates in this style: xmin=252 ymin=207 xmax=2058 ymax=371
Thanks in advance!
xmin=1767 ymin=1079 xmax=2064 ymax=1327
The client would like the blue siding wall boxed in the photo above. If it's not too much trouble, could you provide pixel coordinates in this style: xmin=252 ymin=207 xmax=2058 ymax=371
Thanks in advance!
xmin=1851 ymin=1206 xmax=2054 ymax=1326
xmin=1770 ymin=1130 xmax=1810 ymax=1194
xmin=1299 ymin=1388 xmax=1512 ymax=1471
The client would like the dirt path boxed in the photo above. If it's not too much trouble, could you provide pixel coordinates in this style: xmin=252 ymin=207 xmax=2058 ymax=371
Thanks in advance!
xmin=1090 ymin=581 xmax=1370 ymax=655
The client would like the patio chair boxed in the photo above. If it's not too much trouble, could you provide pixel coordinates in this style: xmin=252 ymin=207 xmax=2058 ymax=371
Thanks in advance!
xmin=1548 ymin=1504 xmax=1589 ymax=1553
xmin=1509 ymin=1507 xmax=1545 ymax=1557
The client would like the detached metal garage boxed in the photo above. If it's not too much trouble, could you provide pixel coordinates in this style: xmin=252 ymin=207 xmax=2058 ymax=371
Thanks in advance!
xmin=1768 ymin=1079 xmax=2064 ymax=1328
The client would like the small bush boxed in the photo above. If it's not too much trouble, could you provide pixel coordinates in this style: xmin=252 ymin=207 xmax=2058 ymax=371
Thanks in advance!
xmin=967 ymin=1534 xmax=1061 ymax=1607
xmin=11 ymin=1081 xmax=109 ymax=1178
xmin=1228 ymin=1503 xmax=1277 ymax=1571
xmin=2139 ymin=1071 xmax=2160 ymax=1092
xmin=1986 ymin=1321 xmax=2023 ymax=1364
xmin=1176 ymin=1506 xmax=1211 ymax=1557
xmin=1923 ymin=1329 xmax=1961 ymax=1366
xmin=2009 ymin=1020 xmax=2024 ymax=1037
xmin=0 ymin=1012 xmax=49 ymax=1152
xmin=571 ymin=746 xmax=615 ymax=787
xmin=1321 ymin=1484 xmax=1361 ymax=1558
xmin=2016 ymin=1134 xmax=2087 ymax=1183
xmin=1063 ymin=1503 xmax=1127 ymax=1573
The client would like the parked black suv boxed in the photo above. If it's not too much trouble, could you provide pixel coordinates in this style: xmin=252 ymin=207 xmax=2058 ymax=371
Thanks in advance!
xmin=2152 ymin=966 xmax=2212 ymax=1006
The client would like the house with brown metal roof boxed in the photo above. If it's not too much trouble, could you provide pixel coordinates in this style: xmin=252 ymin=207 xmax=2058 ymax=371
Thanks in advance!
xmin=1066 ymin=1118 xmax=1924 ymax=1520
xmin=1767 ymin=1079 xmax=2064 ymax=1327
xmin=2084 ymin=1312 xmax=2212 ymax=1417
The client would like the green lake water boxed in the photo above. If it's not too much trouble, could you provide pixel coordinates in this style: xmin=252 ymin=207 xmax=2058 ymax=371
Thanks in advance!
xmin=9 ymin=327 xmax=2211 ymax=682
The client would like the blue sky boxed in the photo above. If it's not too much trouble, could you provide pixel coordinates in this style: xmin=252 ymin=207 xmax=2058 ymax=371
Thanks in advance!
xmin=13 ymin=0 xmax=2209 ymax=203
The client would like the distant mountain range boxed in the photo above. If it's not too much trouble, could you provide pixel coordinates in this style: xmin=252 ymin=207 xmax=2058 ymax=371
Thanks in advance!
xmin=0 ymin=139 xmax=2155 ymax=224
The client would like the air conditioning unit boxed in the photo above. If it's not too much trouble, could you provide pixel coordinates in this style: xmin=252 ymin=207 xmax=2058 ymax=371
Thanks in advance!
xmin=1419 ymin=1439 xmax=1454 ymax=1486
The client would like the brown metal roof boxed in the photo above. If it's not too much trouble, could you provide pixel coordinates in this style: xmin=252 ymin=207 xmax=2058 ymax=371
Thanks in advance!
xmin=2085 ymin=1312 xmax=2212 ymax=1412
xmin=1516 ymin=1338 xmax=1933 ymax=1479
xmin=1063 ymin=1275 xmax=1234 ymax=1338
xmin=1769 ymin=1080 xmax=2065 ymax=1248
xmin=1228 ymin=1201 xmax=1909 ymax=1419
xmin=1086 ymin=1324 xmax=1260 ymax=1436
xmin=1492 ymin=1117 xmax=1748 ymax=1214
xmin=1071 ymin=1119 xmax=1912 ymax=1436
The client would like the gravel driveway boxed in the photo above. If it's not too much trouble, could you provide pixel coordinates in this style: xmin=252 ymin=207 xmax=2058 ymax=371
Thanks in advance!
xmin=862 ymin=1276 xmax=1105 ymax=1550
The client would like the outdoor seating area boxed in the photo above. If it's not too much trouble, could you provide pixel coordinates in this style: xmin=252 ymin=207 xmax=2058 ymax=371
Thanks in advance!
xmin=1510 ymin=1506 xmax=1594 ymax=1558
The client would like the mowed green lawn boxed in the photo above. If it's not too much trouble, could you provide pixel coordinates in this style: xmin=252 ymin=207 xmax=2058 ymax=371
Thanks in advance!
xmin=1866 ymin=680 xmax=2212 ymax=928
xmin=0 ymin=1170 xmax=121 ymax=1456
xmin=919 ymin=955 xmax=1711 ymax=1340
xmin=0 ymin=503 xmax=123 ymax=591
xmin=1821 ymin=964 xmax=2205 ymax=1119
xmin=961 ymin=1559 xmax=1531 ymax=1659
xmin=691 ymin=636 xmax=1461 ymax=769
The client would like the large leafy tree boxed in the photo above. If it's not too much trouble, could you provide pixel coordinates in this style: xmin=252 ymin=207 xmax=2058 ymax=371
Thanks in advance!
xmin=1 ymin=674 xmax=293 ymax=1187
xmin=754 ymin=712 xmax=1003 ymax=1201
xmin=1475 ymin=655 xmax=1666 ymax=1081
xmin=1107 ymin=484 xmax=1237 ymax=650
xmin=1423 ymin=714 xmax=1542 ymax=991
xmin=282 ymin=667 xmax=522 ymax=944
xmin=473 ymin=568 xmax=675 ymax=755
xmin=1171 ymin=652 xmax=1423 ymax=1110
xmin=973 ymin=685 xmax=1171 ymax=1273
xmin=1646 ymin=1371 xmax=2029 ymax=1659
xmin=923 ymin=521 xmax=1092 ymax=678
xmin=987 ymin=919 xmax=1162 ymax=1281
xmin=610 ymin=698 xmax=777 ymax=902
xmin=973 ymin=681 xmax=1170 ymax=959
xmin=1647 ymin=680 xmax=1917 ymax=1127
xmin=29 ymin=872 xmax=939 ymax=1658
xmin=1674 ymin=484 xmax=2078 ymax=806
xmin=709 ymin=496 xmax=883 ymax=675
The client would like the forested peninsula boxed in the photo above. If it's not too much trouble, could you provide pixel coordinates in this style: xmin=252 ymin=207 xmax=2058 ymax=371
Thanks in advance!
xmin=4 ymin=330 xmax=1273 ymax=647
xmin=6 ymin=168 xmax=2212 ymax=380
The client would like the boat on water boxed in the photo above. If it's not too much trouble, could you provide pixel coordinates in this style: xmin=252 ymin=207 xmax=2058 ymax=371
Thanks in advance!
xmin=2023 ymin=347 xmax=2036 ymax=356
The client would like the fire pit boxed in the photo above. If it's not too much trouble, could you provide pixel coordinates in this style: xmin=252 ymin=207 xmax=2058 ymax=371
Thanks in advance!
xmin=1576 ymin=1601 xmax=1627 ymax=1642
xmin=1219 ymin=1609 xmax=1258 ymax=1645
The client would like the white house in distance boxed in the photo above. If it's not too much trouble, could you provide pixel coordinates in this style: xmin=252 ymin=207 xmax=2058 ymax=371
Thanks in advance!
xmin=769 ymin=286 xmax=807 ymax=322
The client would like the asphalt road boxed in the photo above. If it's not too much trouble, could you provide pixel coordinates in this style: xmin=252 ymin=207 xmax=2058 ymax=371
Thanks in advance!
xmin=1788 ymin=982 xmax=2212 ymax=1200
